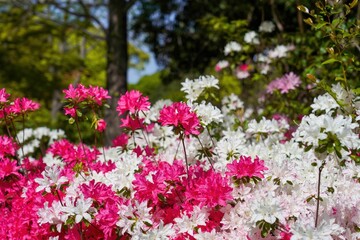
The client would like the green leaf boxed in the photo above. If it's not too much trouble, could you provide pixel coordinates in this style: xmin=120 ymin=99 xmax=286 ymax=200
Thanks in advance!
xmin=315 ymin=22 xmax=327 ymax=29
xmin=352 ymin=88 xmax=360 ymax=95
xmin=349 ymin=0 xmax=358 ymax=9
xmin=335 ymin=77 xmax=345 ymax=82
xmin=321 ymin=58 xmax=339 ymax=65
xmin=76 ymin=110 xmax=82 ymax=117
xmin=304 ymin=144 xmax=313 ymax=152
xmin=327 ymin=187 xmax=335 ymax=194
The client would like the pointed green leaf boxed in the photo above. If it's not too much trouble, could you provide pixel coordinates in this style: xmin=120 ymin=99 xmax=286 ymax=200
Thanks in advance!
xmin=349 ymin=0 xmax=358 ymax=9
xmin=321 ymin=58 xmax=339 ymax=65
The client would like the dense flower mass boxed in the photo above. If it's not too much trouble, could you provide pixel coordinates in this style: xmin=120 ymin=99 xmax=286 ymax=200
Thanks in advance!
xmin=0 ymin=62 xmax=360 ymax=239
xmin=159 ymin=102 xmax=201 ymax=136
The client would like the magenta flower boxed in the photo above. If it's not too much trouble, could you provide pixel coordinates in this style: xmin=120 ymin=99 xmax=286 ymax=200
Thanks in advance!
xmin=185 ymin=169 xmax=233 ymax=208
xmin=63 ymin=84 xmax=110 ymax=106
xmin=226 ymin=155 xmax=268 ymax=179
xmin=159 ymin=102 xmax=201 ymax=136
xmin=266 ymin=72 xmax=301 ymax=94
xmin=63 ymin=84 xmax=88 ymax=103
xmin=95 ymin=119 xmax=107 ymax=132
xmin=120 ymin=115 xmax=145 ymax=131
xmin=0 ymin=135 xmax=18 ymax=158
xmin=112 ymin=133 xmax=129 ymax=147
xmin=116 ymin=90 xmax=150 ymax=115
xmin=64 ymin=107 xmax=77 ymax=117
xmin=0 ymin=88 xmax=10 ymax=103
xmin=87 ymin=85 xmax=111 ymax=106
xmin=9 ymin=97 xmax=40 ymax=115
xmin=0 ymin=158 xmax=20 ymax=179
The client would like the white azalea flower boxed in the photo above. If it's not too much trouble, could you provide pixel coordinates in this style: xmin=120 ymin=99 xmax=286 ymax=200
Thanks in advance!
xmin=224 ymin=41 xmax=242 ymax=55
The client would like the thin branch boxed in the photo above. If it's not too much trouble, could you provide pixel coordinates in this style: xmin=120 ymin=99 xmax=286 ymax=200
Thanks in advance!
xmin=43 ymin=0 xmax=107 ymax=33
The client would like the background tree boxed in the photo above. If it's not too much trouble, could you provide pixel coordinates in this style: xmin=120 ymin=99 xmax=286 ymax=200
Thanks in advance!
xmin=1 ymin=0 xmax=147 ymax=144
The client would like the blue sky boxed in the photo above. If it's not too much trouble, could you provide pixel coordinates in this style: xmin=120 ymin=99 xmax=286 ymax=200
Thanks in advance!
xmin=128 ymin=47 xmax=158 ymax=84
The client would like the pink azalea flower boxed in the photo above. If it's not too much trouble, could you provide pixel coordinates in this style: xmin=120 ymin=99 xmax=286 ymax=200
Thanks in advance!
xmin=95 ymin=200 xmax=121 ymax=238
xmin=63 ymin=83 xmax=88 ymax=103
xmin=112 ymin=133 xmax=129 ymax=147
xmin=95 ymin=119 xmax=107 ymax=132
xmin=9 ymin=97 xmax=40 ymax=115
xmin=159 ymin=102 xmax=201 ymax=136
xmin=0 ymin=158 xmax=20 ymax=179
xmin=226 ymin=155 xmax=268 ymax=179
xmin=0 ymin=135 xmax=18 ymax=158
xmin=185 ymin=169 xmax=233 ymax=208
xmin=81 ymin=180 xmax=116 ymax=202
xmin=116 ymin=90 xmax=150 ymax=115
xmin=120 ymin=115 xmax=145 ymax=131
xmin=0 ymin=88 xmax=10 ymax=103
xmin=87 ymin=85 xmax=111 ymax=106
xmin=64 ymin=107 xmax=77 ymax=117
xmin=266 ymin=72 xmax=301 ymax=94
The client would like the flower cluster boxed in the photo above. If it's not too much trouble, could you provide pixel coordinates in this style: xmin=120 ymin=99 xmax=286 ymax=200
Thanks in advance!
xmin=266 ymin=72 xmax=301 ymax=94
xmin=0 ymin=88 xmax=40 ymax=122
xmin=0 ymin=75 xmax=359 ymax=240
xmin=159 ymin=102 xmax=201 ymax=136
xmin=180 ymin=75 xmax=219 ymax=102
xmin=63 ymin=84 xmax=110 ymax=132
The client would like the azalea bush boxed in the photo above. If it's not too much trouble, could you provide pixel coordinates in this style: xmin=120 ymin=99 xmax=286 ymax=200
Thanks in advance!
xmin=0 ymin=70 xmax=360 ymax=239
xmin=1 ymin=1 xmax=360 ymax=239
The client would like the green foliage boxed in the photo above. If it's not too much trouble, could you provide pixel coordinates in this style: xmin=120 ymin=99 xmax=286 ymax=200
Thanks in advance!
xmin=130 ymin=71 xmax=184 ymax=103
xmin=0 ymin=3 xmax=149 ymax=144
xmin=298 ymin=0 xmax=360 ymax=89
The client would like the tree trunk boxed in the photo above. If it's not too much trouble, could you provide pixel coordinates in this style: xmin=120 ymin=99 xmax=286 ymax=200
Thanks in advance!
xmin=104 ymin=0 xmax=128 ymax=146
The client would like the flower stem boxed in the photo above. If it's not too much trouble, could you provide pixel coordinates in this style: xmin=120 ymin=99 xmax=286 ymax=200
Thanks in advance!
xmin=74 ymin=118 xmax=92 ymax=176
xmin=196 ymin=136 xmax=214 ymax=170
xmin=315 ymin=161 xmax=325 ymax=228
xmin=180 ymin=134 xmax=189 ymax=181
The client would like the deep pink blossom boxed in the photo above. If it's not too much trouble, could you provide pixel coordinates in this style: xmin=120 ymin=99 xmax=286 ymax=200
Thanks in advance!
xmin=159 ymin=102 xmax=201 ymax=136
xmin=63 ymin=84 xmax=88 ymax=103
xmin=226 ymin=155 xmax=268 ymax=179
xmin=95 ymin=200 xmax=121 ymax=238
xmin=0 ymin=88 xmax=10 ymax=103
xmin=116 ymin=90 xmax=150 ymax=115
xmin=81 ymin=180 xmax=116 ymax=202
xmin=95 ymin=119 xmax=107 ymax=132
xmin=0 ymin=135 xmax=18 ymax=158
xmin=0 ymin=158 xmax=20 ymax=179
xmin=87 ymin=85 xmax=111 ymax=106
xmin=120 ymin=115 xmax=145 ymax=131
xmin=64 ymin=107 xmax=77 ymax=117
xmin=185 ymin=169 xmax=233 ymax=208
xmin=63 ymin=84 xmax=110 ymax=107
xmin=112 ymin=133 xmax=129 ymax=147
xmin=9 ymin=97 xmax=40 ymax=114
